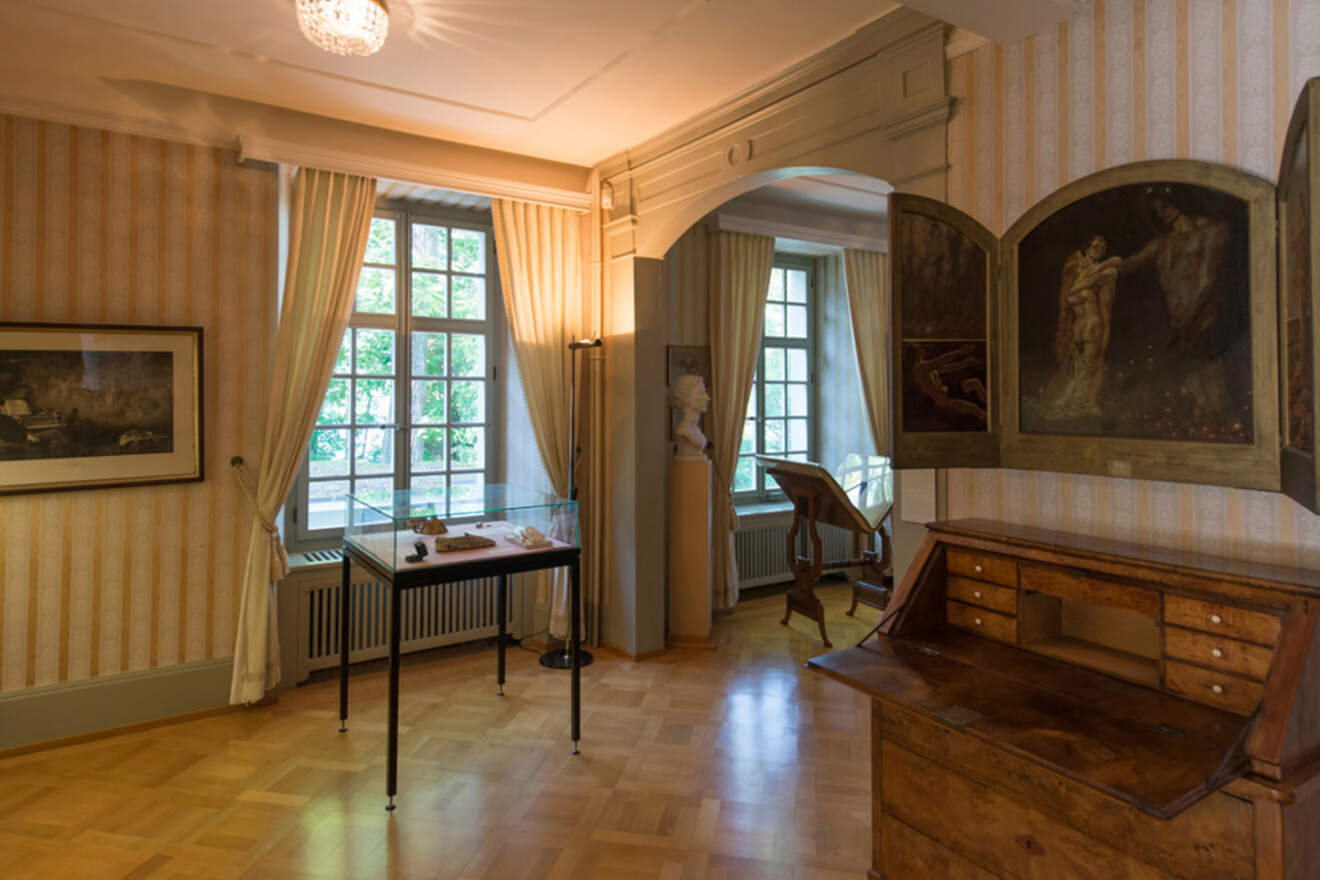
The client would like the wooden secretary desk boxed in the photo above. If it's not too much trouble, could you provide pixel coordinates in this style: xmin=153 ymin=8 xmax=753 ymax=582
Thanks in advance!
xmin=808 ymin=519 xmax=1320 ymax=880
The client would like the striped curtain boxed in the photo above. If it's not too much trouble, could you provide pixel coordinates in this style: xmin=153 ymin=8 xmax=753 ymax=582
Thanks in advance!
xmin=491 ymin=198 xmax=583 ymax=638
xmin=843 ymin=249 xmax=891 ymax=454
xmin=229 ymin=167 xmax=376 ymax=705
xmin=708 ymin=230 xmax=775 ymax=609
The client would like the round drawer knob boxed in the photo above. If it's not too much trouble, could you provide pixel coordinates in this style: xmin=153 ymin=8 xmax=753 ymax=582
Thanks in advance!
xmin=1211 ymin=684 xmax=1225 ymax=695
xmin=973 ymin=590 xmax=983 ymax=599
xmin=974 ymin=565 xmax=984 ymax=573
xmin=974 ymin=617 xmax=983 ymax=626
xmin=1211 ymin=648 xmax=1224 ymax=658
xmin=1210 ymin=613 xmax=1223 ymax=624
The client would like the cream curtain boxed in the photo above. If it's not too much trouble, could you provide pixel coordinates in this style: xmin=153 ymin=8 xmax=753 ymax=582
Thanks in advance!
xmin=229 ymin=168 xmax=376 ymax=705
xmin=491 ymin=198 xmax=582 ymax=638
xmin=709 ymin=230 xmax=775 ymax=609
xmin=843 ymin=249 xmax=891 ymax=452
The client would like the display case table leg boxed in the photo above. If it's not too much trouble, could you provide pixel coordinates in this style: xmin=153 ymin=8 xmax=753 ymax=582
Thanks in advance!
xmin=339 ymin=553 xmax=350 ymax=733
xmin=497 ymin=574 xmax=508 ymax=697
xmin=386 ymin=582 xmax=401 ymax=811
xmin=570 ymin=558 xmax=581 ymax=755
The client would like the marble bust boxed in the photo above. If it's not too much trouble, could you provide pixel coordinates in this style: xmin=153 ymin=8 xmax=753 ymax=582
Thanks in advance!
xmin=668 ymin=373 xmax=710 ymax=461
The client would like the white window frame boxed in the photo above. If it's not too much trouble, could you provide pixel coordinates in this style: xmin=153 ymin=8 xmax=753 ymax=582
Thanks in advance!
xmin=287 ymin=201 xmax=502 ymax=549
xmin=736 ymin=256 xmax=816 ymax=503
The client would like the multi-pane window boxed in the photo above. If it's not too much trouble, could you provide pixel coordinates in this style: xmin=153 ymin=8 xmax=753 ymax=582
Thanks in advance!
xmin=297 ymin=209 xmax=496 ymax=538
xmin=735 ymin=262 xmax=813 ymax=498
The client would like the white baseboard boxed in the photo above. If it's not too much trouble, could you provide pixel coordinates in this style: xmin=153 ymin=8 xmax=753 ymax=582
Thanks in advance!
xmin=0 ymin=658 xmax=233 ymax=751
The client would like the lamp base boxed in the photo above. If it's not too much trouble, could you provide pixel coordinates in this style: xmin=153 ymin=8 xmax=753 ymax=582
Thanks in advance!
xmin=538 ymin=648 xmax=594 ymax=669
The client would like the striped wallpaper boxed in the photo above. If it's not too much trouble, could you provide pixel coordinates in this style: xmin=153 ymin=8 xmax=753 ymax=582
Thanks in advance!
xmin=0 ymin=114 xmax=277 ymax=693
xmin=943 ymin=0 xmax=1320 ymax=568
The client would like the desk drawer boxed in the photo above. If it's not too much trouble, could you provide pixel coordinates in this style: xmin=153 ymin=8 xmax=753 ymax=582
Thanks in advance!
xmin=947 ymin=549 xmax=1018 ymax=588
xmin=876 ymin=705 xmax=1254 ymax=880
xmin=882 ymin=742 xmax=1176 ymax=880
xmin=1163 ymin=595 xmax=1282 ymax=646
xmin=948 ymin=576 xmax=1018 ymax=615
xmin=1165 ymin=660 xmax=1264 ymax=716
xmin=948 ymin=601 xmax=1017 ymax=643
xmin=1163 ymin=626 xmax=1274 ymax=681
xmin=880 ymin=813 xmax=999 ymax=880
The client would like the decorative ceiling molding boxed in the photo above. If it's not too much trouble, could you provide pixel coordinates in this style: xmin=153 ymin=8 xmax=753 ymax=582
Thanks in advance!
xmin=596 ymin=4 xmax=915 ymax=178
xmin=238 ymin=135 xmax=592 ymax=211
xmin=945 ymin=27 xmax=991 ymax=60
xmin=0 ymin=93 xmax=214 ymax=149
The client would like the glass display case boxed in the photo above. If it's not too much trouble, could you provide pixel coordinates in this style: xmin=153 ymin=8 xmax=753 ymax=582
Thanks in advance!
xmin=343 ymin=483 xmax=579 ymax=574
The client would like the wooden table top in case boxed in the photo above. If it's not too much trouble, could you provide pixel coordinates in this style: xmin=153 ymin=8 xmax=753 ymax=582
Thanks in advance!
xmin=807 ymin=519 xmax=1320 ymax=880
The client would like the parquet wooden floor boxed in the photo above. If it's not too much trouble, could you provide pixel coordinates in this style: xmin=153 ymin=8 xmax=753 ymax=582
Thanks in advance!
xmin=0 ymin=583 xmax=878 ymax=880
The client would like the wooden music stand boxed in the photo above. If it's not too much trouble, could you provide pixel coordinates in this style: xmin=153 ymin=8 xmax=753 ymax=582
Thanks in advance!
xmin=757 ymin=455 xmax=894 ymax=647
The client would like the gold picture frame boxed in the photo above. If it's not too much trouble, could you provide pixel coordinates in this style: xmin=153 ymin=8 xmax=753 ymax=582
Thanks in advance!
xmin=999 ymin=160 xmax=1278 ymax=491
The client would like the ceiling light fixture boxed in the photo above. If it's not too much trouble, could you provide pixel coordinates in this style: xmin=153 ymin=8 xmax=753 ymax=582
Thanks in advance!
xmin=296 ymin=0 xmax=390 ymax=57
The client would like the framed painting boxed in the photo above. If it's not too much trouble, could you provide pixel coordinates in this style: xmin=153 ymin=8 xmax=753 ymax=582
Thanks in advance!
xmin=667 ymin=344 xmax=710 ymax=440
xmin=889 ymin=194 xmax=1000 ymax=469
xmin=0 ymin=323 xmax=203 ymax=495
xmin=1000 ymin=160 xmax=1279 ymax=490
xmin=1279 ymin=78 xmax=1320 ymax=512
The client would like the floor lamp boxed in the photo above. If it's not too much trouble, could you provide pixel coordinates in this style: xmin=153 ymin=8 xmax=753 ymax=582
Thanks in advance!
xmin=540 ymin=336 xmax=603 ymax=670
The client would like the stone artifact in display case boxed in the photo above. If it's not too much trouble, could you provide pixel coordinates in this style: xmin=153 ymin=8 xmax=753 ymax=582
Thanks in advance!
xmin=434 ymin=532 xmax=496 ymax=552
xmin=506 ymin=525 xmax=552 ymax=549
xmin=409 ymin=516 xmax=447 ymax=535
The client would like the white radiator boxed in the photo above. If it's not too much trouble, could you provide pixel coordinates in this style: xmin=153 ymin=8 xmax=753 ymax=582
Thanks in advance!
xmin=735 ymin=520 xmax=856 ymax=589
xmin=283 ymin=548 xmax=515 ymax=682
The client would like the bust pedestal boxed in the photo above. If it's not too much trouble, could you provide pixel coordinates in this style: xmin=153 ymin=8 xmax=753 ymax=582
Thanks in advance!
xmin=667 ymin=456 xmax=714 ymax=648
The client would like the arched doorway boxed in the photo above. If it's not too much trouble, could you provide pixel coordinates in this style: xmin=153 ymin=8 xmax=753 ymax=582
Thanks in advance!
xmin=590 ymin=8 xmax=952 ymax=658
xmin=658 ymin=170 xmax=911 ymax=646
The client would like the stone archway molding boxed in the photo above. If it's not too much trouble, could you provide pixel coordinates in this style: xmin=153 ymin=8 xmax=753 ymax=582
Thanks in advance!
xmin=596 ymin=7 xmax=953 ymax=263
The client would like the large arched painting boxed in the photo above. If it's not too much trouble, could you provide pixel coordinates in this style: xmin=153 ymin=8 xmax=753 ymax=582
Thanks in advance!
xmin=1017 ymin=182 xmax=1253 ymax=443
xmin=999 ymin=160 xmax=1278 ymax=492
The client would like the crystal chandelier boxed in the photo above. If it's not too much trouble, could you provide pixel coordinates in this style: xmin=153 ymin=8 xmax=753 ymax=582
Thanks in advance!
xmin=296 ymin=0 xmax=390 ymax=57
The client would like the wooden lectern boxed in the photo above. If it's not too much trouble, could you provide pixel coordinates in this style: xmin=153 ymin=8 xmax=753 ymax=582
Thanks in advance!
xmin=758 ymin=455 xmax=894 ymax=647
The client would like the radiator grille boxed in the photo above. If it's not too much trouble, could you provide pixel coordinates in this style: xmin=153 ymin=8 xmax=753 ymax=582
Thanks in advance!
xmin=735 ymin=522 xmax=855 ymax=589
xmin=302 ymin=574 xmax=509 ymax=672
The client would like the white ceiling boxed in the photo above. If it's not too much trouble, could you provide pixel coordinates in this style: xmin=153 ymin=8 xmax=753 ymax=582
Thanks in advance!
xmin=0 ymin=0 xmax=909 ymax=167
xmin=0 ymin=1 xmax=1086 ymax=169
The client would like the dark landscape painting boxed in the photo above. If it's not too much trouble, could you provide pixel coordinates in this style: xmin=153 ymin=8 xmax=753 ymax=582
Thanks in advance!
xmin=1017 ymin=182 xmax=1253 ymax=444
xmin=1284 ymin=124 xmax=1314 ymax=454
xmin=0 ymin=349 xmax=175 ymax=461
xmin=899 ymin=211 xmax=989 ymax=432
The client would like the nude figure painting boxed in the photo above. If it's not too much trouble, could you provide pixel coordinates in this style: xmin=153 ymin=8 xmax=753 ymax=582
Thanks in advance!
xmin=1018 ymin=182 xmax=1253 ymax=444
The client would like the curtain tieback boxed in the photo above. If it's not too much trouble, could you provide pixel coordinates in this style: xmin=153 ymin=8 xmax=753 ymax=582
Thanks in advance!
xmin=230 ymin=456 xmax=290 ymax=582
xmin=712 ymin=462 xmax=740 ymax=532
